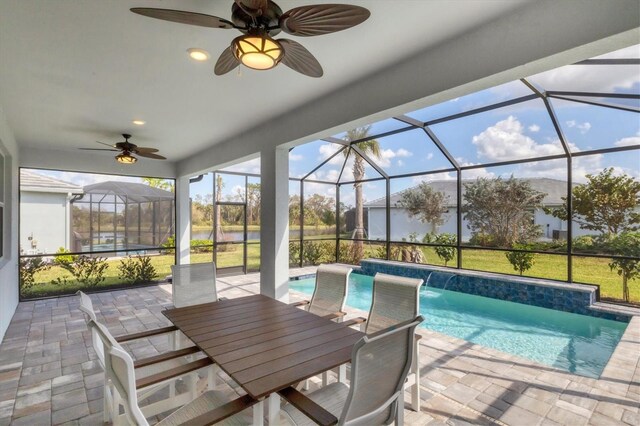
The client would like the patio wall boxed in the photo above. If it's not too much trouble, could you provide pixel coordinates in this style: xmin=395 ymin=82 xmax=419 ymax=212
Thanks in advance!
xmin=0 ymin=105 xmax=19 ymax=341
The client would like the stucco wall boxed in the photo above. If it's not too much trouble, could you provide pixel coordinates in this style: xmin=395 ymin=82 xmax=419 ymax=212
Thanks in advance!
xmin=368 ymin=207 xmax=587 ymax=242
xmin=19 ymin=191 xmax=71 ymax=254
xmin=0 ymin=106 xmax=19 ymax=342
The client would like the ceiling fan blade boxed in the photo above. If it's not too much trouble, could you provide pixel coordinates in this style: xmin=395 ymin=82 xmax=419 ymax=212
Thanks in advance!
xmin=279 ymin=39 xmax=323 ymax=78
xmin=96 ymin=141 xmax=117 ymax=148
xmin=136 ymin=152 xmax=167 ymax=160
xmin=79 ymin=148 xmax=119 ymax=152
xmin=279 ymin=4 xmax=370 ymax=37
xmin=130 ymin=8 xmax=235 ymax=29
xmin=214 ymin=47 xmax=240 ymax=75
xmin=134 ymin=147 xmax=159 ymax=154
xmin=235 ymin=0 xmax=268 ymax=16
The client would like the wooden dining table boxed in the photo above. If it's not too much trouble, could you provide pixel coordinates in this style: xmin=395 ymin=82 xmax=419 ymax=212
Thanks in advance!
xmin=163 ymin=293 xmax=365 ymax=425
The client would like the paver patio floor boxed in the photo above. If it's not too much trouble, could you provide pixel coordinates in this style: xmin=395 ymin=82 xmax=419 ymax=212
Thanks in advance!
xmin=0 ymin=268 xmax=638 ymax=425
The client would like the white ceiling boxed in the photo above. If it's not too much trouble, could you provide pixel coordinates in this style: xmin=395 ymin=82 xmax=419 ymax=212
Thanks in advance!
xmin=0 ymin=0 xmax=530 ymax=163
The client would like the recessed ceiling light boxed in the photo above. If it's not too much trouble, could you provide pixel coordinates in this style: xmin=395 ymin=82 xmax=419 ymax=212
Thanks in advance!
xmin=187 ymin=48 xmax=210 ymax=62
xmin=132 ymin=120 xmax=146 ymax=126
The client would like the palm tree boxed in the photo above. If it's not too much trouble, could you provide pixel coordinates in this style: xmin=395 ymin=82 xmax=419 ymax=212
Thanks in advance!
xmin=343 ymin=126 xmax=381 ymax=255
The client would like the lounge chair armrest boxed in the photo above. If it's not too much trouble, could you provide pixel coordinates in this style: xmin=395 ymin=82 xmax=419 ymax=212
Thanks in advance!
xmin=278 ymin=386 xmax=338 ymax=426
xmin=290 ymin=300 xmax=310 ymax=307
xmin=321 ymin=311 xmax=347 ymax=321
xmin=136 ymin=358 xmax=213 ymax=389
xmin=342 ymin=317 xmax=367 ymax=328
xmin=115 ymin=325 xmax=178 ymax=343
xmin=133 ymin=346 xmax=200 ymax=369
xmin=181 ymin=394 xmax=260 ymax=426
xmin=415 ymin=333 xmax=423 ymax=342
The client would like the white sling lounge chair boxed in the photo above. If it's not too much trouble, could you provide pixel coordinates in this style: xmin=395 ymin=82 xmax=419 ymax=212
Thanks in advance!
xmin=175 ymin=316 xmax=423 ymax=426
xmin=279 ymin=316 xmax=424 ymax=426
xmin=171 ymin=262 xmax=220 ymax=308
xmin=344 ymin=273 xmax=424 ymax=412
xmin=89 ymin=319 xmax=220 ymax=424
xmin=292 ymin=264 xmax=352 ymax=386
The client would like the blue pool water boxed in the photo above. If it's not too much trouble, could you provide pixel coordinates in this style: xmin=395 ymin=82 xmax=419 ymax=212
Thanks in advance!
xmin=290 ymin=273 xmax=627 ymax=378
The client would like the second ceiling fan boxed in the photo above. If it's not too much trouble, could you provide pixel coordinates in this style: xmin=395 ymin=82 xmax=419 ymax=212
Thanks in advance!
xmin=131 ymin=0 xmax=370 ymax=77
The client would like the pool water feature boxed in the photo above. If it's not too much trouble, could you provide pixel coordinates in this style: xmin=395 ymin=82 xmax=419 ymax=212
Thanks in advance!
xmin=290 ymin=273 xmax=627 ymax=378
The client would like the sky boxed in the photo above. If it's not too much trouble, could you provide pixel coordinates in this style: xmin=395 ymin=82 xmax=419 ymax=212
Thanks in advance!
xmin=25 ymin=45 xmax=639 ymax=211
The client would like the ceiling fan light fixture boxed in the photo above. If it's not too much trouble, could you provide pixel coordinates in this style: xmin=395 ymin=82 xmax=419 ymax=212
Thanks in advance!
xmin=231 ymin=33 xmax=283 ymax=70
xmin=116 ymin=153 xmax=138 ymax=164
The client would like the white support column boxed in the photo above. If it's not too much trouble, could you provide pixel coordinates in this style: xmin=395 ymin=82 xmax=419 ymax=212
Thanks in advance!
xmin=175 ymin=176 xmax=191 ymax=265
xmin=260 ymin=148 xmax=289 ymax=302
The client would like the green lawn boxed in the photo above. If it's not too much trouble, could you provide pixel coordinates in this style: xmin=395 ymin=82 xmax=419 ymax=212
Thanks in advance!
xmin=21 ymin=243 xmax=638 ymax=304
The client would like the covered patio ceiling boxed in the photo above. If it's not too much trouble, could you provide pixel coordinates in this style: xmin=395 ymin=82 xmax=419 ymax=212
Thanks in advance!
xmin=0 ymin=0 xmax=530 ymax=163
xmin=1 ymin=0 xmax=638 ymax=179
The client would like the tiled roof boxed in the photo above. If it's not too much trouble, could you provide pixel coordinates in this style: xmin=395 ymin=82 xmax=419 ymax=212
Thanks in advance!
xmin=20 ymin=170 xmax=83 ymax=193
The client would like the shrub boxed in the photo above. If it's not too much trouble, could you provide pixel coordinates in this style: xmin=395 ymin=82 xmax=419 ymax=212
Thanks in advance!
xmin=54 ymin=255 xmax=108 ymax=287
xmin=607 ymin=232 xmax=640 ymax=303
xmin=505 ymin=244 xmax=536 ymax=276
xmin=161 ymin=235 xmax=175 ymax=254
xmin=434 ymin=233 xmax=456 ymax=266
xmin=191 ymin=239 xmax=214 ymax=253
xmin=19 ymin=257 xmax=50 ymax=289
xmin=338 ymin=242 xmax=363 ymax=266
xmin=54 ymin=247 xmax=77 ymax=266
xmin=468 ymin=232 xmax=496 ymax=247
xmin=289 ymin=242 xmax=301 ymax=265
xmin=303 ymin=241 xmax=333 ymax=265
xmin=118 ymin=255 xmax=158 ymax=284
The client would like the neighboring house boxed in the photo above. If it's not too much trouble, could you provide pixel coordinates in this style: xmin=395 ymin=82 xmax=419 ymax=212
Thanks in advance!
xmin=19 ymin=170 xmax=83 ymax=254
xmin=366 ymin=178 xmax=585 ymax=242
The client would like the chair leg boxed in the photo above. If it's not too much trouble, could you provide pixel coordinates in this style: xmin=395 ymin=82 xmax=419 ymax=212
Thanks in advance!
xmin=103 ymin=382 xmax=111 ymax=423
xmin=321 ymin=371 xmax=328 ymax=386
xmin=268 ymin=393 xmax=281 ymax=425
xmin=396 ymin=392 xmax=405 ymax=426
xmin=252 ymin=400 xmax=264 ymax=426
xmin=411 ymin=338 xmax=420 ymax=412
xmin=338 ymin=364 xmax=347 ymax=383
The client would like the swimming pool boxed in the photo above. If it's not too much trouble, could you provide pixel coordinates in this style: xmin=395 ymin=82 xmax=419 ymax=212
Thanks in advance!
xmin=290 ymin=273 xmax=627 ymax=378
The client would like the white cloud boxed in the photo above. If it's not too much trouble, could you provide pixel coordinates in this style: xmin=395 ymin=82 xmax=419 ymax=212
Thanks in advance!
xmin=426 ymin=152 xmax=434 ymax=160
xmin=34 ymin=169 xmax=142 ymax=187
xmin=289 ymin=152 xmax=303 ymax=161
xmin=366 ymin=147 xmax=414 ymax=168
xmin=530 ymin=63 xmax=639 ymax=93
xmin=220 ymin=158 xmax=260 ymax=174
xmin=397 ymin=160 xmax=404 ymax=167
xmin=565 ymin=120 xmax=591 ymax=134
xmin=472 ymin=116 xmax=565 ymax=162
xmin=614 ymin=136 xmax=640 ymax=147
xmin=528 ymin=124 xmax=540 ymax=132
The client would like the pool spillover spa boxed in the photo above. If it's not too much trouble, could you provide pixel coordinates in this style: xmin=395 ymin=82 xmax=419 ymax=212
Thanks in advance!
xmin=290 ymin=271 xmax=628 ymax=378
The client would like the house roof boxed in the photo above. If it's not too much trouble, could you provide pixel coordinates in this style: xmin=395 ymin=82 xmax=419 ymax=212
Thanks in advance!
xmin=79 ymin=181 xmax=174 ymax=204
xmin=365 ymin=178 xmax=570 ymax=208
xmin=20 ymin=170 xmax=83 ymax=194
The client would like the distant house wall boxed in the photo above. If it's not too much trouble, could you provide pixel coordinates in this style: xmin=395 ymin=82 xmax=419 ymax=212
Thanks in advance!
xmin=368 ymin=206 xmax=590 ymax=242
xmin=20 ymin=191 xmax=70 ymax=254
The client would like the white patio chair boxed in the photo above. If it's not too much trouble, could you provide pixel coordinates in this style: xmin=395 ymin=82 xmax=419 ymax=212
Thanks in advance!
xmin=78 ymin=291 xmax=208 ymax=421
xmin=89 ymin=319 xmax=220 ymax=424
xmin=291 ymin=264 xmax=352 ymax=387
xmin=343 ymin=273 xmax=424 ymax=412
xmin=170 ymin=262 xmax=220 ymax=308
xmin=96 ymin=318 xmax=258 ymax=426
xmin=279 ymin=316 xmax=424 ymax=426
xmin=291 ymin=264 xmax=352 ymax=321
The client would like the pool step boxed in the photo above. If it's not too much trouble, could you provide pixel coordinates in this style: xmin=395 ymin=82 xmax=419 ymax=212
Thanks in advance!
xmin=589 ymin=302 xmax=640 ymax=319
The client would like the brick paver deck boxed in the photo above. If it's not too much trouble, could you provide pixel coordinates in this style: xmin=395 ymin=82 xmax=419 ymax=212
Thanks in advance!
xmin=0 ymin=269 xmax=638 ymax=425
